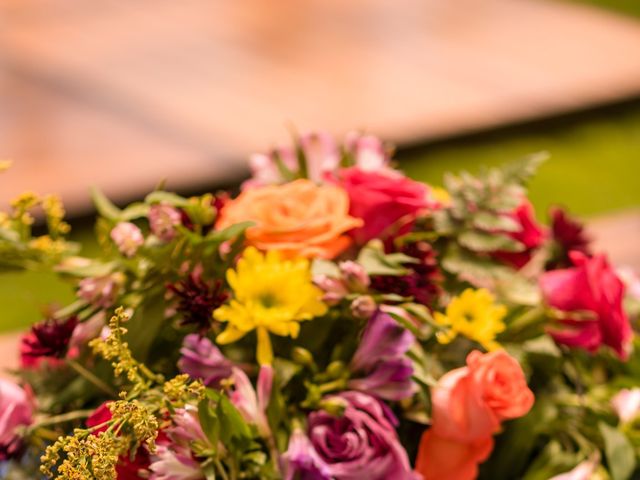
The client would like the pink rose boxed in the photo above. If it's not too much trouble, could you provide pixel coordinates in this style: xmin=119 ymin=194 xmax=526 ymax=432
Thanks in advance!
xmin=494 ymin=200 xmax=546 ymax=268
xmin=334 ymin=167 xmax=429 ymax=244
xmin=0 ymin=379 xmax=34 ymax=460
xmin=540 ymin=252 xmax=632 ymax=359
xmin=611 ymin=388 xmax=640 ymax=423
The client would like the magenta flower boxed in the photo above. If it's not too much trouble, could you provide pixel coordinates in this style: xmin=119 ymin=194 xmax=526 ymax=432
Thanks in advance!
xmin=493 ymin=200 xmax=546 ymax=269
xmin=229 ymin=365 xmax=273 ymax=437
xmin=334 ymin=167 xmax=428 ymax=244
xmin=540 ymin=252 xmax=632 ymax=359
xmin=349 ymin=311 xmax=416 ymax=401
xmin=0 ymin=379 xmax=33 ymax=461
xmin=307 ymin=391 xmax=417 ymax=480
xmin=282 ymin=428 xmax=331 ymax=480
xmin=149 ymin=203 xmax=182 ymax=242
xmin=178 ymin=334 xmax=233 ymax=388
xmin=110 ymin=222 xmax=144 ymax=257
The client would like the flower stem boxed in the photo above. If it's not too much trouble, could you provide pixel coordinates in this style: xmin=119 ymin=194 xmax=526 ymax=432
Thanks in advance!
xmin=66 ymin=358 xmax=117 ymax=397
xmin=32 ymin=409 xmax=95 ymax=430
xmin=507 ymin=306 xmax=545 ymax=337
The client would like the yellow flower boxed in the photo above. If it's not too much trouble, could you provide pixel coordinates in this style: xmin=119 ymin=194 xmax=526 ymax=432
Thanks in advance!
xmin=214 ymin=247 xmax=328 ymax=365
xmin=434 ymin=288 xmax=507 ymax=351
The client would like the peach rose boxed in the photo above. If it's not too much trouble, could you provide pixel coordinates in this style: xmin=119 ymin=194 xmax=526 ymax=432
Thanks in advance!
xmin=216 ymin=179 xmax=362 ymax=259
xmin=415 ymin=431 xmax=493 ymax=480
xmin=415 ymin=350 xmax=534 ymax=480
xmin=431 ymin=350 xmax=534 ymax=442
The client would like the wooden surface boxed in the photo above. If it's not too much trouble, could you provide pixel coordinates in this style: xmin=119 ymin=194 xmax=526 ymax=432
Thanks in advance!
xmin=2 ymin=0 xmax=640 ymax=213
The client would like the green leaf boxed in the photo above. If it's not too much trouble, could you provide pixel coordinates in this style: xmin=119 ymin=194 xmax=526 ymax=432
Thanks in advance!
xmin=311 ymin=259 xmax=340 ymax=278
xmin=145 ymin=191 xmax=190 ymax=207
xmin=120 ymin=202 xmax=150 ymax=221
xmin=472 ymin=211 xmax=521 ymax=232
xmin=198 ymin=398 xmax=220 ymax=448
xmin=599 ymin=421 xmax=636 ymax=480
xmin=217 ymin=394 xmax=252 ymax=448
xmin=459 ymin=230 xmax=525 ymax=253
xmin=357 ymin=240 xmax=414 ymax=276
xmin=91 ymin=187 xmax=122 ymax=221
xmin=501 ymin=152 xmax=549 ymax=186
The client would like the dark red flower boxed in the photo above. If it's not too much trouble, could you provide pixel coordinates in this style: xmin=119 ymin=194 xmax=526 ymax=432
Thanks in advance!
xmin=547 ymin=207 xmax=591 ymax=269
xmin=87 ymin=403 xmax=151 ymax=479
xmin=371 ymin=241 xmax=442 ymax=307
xmin=20 ymin=316 xmax=78 ymax=368
xmin=167 ymin=269 xmax=229 ymax=333
xmin=494 ymin=200 xmax=546 ymax=269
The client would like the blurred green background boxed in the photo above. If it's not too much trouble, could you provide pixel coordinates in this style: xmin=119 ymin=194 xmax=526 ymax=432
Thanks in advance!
xmin=1 ymin=0 xmax=639 ymax=335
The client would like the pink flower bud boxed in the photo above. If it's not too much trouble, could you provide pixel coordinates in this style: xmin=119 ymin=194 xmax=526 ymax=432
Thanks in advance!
xmin=314 ymin=274 xmax=348 ymax=305
xmin=350 ymin=295 xmax=377 ymax=319
xmin=339 ymin=260 xmax=370 ymax=291
xmin=611 ymin=388 xmax=640 ymax=423
xmin=110 ymin=222 xmax=144 ymax=257
xmin=149 ymin=203 xmax=181 ymax=242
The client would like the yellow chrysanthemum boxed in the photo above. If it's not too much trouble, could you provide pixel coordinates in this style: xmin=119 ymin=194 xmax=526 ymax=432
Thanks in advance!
xmin=214 ymin=247 xmax=328 ymax=365
xmin=434 ymin=288 xmax=507 ymax=351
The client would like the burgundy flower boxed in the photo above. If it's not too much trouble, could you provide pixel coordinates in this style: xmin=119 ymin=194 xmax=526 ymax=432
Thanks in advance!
xmin=87 ymin=403 xmax=151 ymax=479
xmin=167 ymin=269 xmax=229 ymax=333
xmin=547 ymin=207 xmax=591 ymax=268
xmin=371 ymin=241 xmax=442 ymax=307
xmin=494 ymin=200 xmax=546 ymax=269
xmin=307 ymin=391 xmax=417 ymax=480
xmin=540 ymin=252 xmax=632 ymax=359
xmin=20 ymin=316 xmax=78 ymax=368
xmin=178 ymin=334 xmax=233 ymax=388
xmin=349 ymin=311 xmax=415 ymax=401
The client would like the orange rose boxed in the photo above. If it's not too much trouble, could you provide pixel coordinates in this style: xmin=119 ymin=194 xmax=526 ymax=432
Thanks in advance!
xmin=216 ymin=179 xmax=362 ymax=259
xmin=415 ymin=350 xmax=533 ymax=480
xmin=415 ymin=431 xmax=493 ymax=480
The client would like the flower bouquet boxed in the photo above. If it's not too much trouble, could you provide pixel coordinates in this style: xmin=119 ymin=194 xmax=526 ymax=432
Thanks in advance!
xmin=0 ymin=132 xmax=639 ymax=480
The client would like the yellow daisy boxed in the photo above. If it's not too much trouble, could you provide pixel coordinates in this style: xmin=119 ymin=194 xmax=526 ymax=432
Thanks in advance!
xmin=214 ymin=247 xmax=328 ymax=365
xmin=434 ymin=288 xmax=507 ymax=351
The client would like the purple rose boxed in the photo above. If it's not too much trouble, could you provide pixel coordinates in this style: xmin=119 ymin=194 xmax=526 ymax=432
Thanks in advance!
xmin=178 ymin=334 xmax=233 ymax=388
xmin=282 ymin=428 xmax=331 ymax=480
xmin=307 ymin=391 xmax=417 ymax=480
xmin=349 ymin=311 xmax=416 ymax=401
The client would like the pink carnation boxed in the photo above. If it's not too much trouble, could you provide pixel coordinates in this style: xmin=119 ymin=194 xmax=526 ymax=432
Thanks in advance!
xmin=540 ymin=252 xmax=632 ymax=359
xmin=0 ymin=379 xmax=33 ymax=461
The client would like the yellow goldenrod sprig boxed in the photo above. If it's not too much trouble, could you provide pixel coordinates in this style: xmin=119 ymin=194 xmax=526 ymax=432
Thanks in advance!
xmin=89 ymin=307 xmax=164 ymax=392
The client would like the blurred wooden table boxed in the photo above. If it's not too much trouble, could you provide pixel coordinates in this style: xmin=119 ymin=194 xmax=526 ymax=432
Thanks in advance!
xmin=2 ymin=0 xmax=640 ymax=213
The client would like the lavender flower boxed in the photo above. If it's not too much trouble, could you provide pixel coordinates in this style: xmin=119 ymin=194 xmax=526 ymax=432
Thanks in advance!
xmin=307 ymin=391 xmax=417 ymax=480
xmin=281 ymin=428 xmax=331 ymax=480
xmin=178 ymin=334 xmax=233 ymax=388
xmin=349 ymin=311 xmax=416 ymax=401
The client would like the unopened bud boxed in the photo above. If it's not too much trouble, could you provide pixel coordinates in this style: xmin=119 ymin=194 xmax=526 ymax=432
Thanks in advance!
xmin=339 ymin=261 xmax=370 ymax=292
xmin=320 ymin=397 xmax=348 ymax=417
xmin=350 ymin=295 xmax=377 ymax=319
xmin=292 ymin=347 xmax=314 ymax=366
